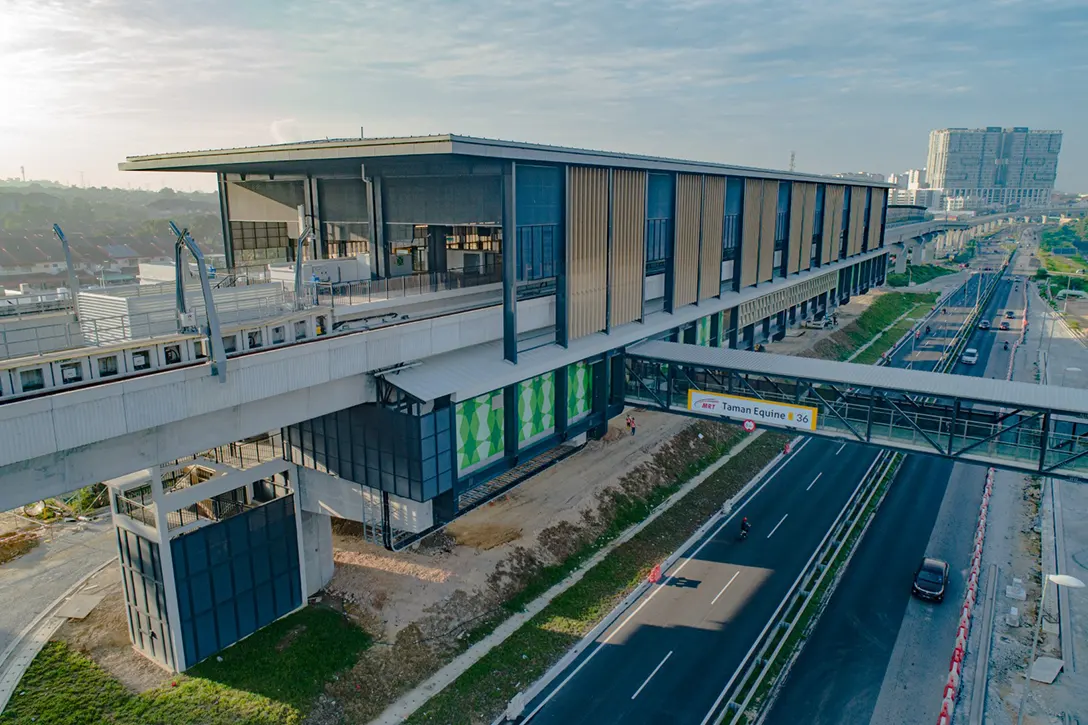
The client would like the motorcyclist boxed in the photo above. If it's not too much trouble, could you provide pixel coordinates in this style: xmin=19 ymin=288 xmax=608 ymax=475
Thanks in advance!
xmin=740 ymin=517 xmax=752 ymax=537
xmin=1004 ymin=341 xmax=1009 ymax=351
xmin=925 ymin=325 xmax=931 ymax=336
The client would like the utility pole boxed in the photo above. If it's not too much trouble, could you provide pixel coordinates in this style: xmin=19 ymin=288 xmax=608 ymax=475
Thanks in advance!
xmin=789 ymin=151 xmax=796 ymax=172
xmin=20 ymin=166 xmax=25 ymax=182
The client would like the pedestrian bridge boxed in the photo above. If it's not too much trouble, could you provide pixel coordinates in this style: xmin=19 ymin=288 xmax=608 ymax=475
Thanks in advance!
xmin=624 ymin=341 xmax=1088 ymax=481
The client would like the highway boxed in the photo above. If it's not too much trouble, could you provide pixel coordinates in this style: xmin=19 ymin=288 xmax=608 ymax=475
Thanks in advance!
xmin=521 ymin=270 xmax=997 ymax=725
xmin=764 ymin=269 xmax=1015 ymax=724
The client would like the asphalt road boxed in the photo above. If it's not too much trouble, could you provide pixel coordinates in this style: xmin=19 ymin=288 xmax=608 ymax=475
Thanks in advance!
xmin=763 ymin=271 xmax=1014 ymax=725
xmin=523 ymin=438 xmax=880 ymax=725
xmin=523 ymin=273 xmax=997 ymax=725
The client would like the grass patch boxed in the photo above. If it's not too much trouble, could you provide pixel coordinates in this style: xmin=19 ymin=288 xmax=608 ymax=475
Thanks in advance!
xmin=885 ymin=264 xmax=956 ymax=288
xmin=404 ymin=432 xmax=789 ymax=725
xmin=805 ymin=292 xmax=938 ymax=362
xmin=0 ymin=606 xmax=370 ymax=725
xmin=497 ymin=425 xmax=746 ymax=617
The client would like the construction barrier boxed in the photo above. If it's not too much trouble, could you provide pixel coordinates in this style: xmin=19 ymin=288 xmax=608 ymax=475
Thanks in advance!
xmin=933 ymin=285 xmax=1018 ymax=723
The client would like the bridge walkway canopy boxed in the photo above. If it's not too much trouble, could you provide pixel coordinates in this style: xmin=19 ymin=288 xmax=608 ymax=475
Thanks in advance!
xmin=623 ymin=341 xmax=1088 ymax=482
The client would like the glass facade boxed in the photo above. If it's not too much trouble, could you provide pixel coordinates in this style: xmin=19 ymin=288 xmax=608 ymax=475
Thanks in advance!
xmin=285 ymin=403 xmax=454 ymax=502
xmin=645 ymin=172 xmax=674 ymax=275
xmin=171 ymin=496 xmax=302 ymax=667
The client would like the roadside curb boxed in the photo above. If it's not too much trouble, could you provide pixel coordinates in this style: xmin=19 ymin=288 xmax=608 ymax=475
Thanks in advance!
xmin=0 ymin=556 xmax=116 ymax=712
xmin=374 ymin=430 xmax=777 ymax=725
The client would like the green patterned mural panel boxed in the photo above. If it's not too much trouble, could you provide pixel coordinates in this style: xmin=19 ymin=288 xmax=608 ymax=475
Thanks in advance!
xmin=696 ymin=316 xmax=712 ymax=346
xmin=455 ymin=389 xmax=505 ymax=473
xmin=716 ymin=311 xmax=728 ymax=347
xmin=518 ymin=372 xmax=555 ymax=446
xmin=567 ymin=361 xmax=593 ymax=422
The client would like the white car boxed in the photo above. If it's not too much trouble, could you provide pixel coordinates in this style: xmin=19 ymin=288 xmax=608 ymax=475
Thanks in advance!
xmin=961 ymin=348 xmax=979 ymax=365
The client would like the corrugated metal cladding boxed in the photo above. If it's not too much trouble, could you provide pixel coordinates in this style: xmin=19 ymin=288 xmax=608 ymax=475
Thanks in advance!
xmin=673 ymin=174 xmax=702 ymax=308
xmin=740 ymin=179 xmax=764 ymax=287
xmin=610 ymin=169 xmax=647 ymax=327
xmin=383 ymin=175 xmax=502 ymax=224
xmin=787 ymin=182 xmax=808 ymax=274
xmin=700 ymin=176 xmax=725 ymax=300
xmin=757 ymin=180 xmax=779 ymax=283
xmin=317 ymin=179 xmax=368 ymax=222
xmin=567 ymin=167 xmax=609 ymax=339
xmin=171 ymin=496 xmax=302 ymax=668
xmin=227 ymin=181 xmax=305 ymax=222
xmin=868 ymin=188 xmax=886 ymax=249
xmin=797 ymin=183 xmax=817 ymax=272
xmin=823 ymin=185 xmax=845 ymax=264
xmin=848 ymin=186 xmax=867 ymax=257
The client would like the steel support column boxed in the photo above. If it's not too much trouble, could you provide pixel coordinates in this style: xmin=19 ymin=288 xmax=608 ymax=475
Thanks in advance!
xmin=502 ymin=162 xmax=518 ymax=362
xmin=216 ymin=173 xmax=235 ymax=270
xmin=605 ymin=169 xmax=615 ymax=333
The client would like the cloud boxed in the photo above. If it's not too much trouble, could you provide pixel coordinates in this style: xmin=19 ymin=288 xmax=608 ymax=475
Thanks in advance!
xmin=0 ymin=0 xmax=1084 ymax=189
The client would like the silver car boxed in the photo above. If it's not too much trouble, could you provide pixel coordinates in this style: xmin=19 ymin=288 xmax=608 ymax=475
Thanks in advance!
xmin=961 ymin=348 xmax=979 ymax=365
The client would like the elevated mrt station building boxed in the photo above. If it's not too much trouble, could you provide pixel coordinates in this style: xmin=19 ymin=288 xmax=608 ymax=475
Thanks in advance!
xmin=121 ymin=135 xmax=891 ymax=550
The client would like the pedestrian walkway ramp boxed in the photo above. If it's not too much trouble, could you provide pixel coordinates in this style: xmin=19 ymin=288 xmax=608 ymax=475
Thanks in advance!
xmin=623 ymin=341 xmax=1088 ymax=481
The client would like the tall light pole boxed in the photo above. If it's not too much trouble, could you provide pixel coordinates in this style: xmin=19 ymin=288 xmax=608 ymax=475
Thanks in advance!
xmin=1016 ymin=573 xmax=1085 ymax=725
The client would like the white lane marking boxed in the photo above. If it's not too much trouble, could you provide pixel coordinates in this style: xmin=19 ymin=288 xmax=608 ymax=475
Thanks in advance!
xmin=631 ymin=651 xmax=673 ymax=700
xmin=766 ymin=514 xmax=788 ymax=539
xmin=835 ymin=443 xmax=847 ymax=455
xmin=519 ymin=438 xmax=809 ymax=723
xmin=806 ymin=473 xmax=822 ymax=491
xmin=711 ymin=571 xmax=741 ymax=605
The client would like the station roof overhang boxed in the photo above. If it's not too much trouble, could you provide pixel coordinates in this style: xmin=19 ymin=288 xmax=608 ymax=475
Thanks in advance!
xmin=380 ymin=247 xmax=888 ymax=403
xmin=119 ymin=134 xmax=893 ymax=188
xmin=628 ymin=341 xmax=1088 ymax=418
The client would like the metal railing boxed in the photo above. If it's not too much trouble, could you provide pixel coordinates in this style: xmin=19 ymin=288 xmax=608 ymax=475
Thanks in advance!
xmin=0 ymin=288 xmax=305 ymax=361
xmin=167 ymin=496 xmax=252 ymax=531
xmin=115 ymin=492 xmax=156 ymax=529
xmin=311 ymin=263 xmax=502 ymax=307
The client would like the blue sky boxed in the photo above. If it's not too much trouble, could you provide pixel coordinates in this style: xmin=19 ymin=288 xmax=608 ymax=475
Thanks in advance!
xmin=1 ymin=0 xmax=1085 ymax=192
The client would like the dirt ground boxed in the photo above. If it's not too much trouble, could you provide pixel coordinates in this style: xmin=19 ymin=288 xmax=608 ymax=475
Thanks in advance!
xmin=326 ymin=411 xmax=691 ymax=640
xmin=55 ymin=565 xmax=172 ymax=693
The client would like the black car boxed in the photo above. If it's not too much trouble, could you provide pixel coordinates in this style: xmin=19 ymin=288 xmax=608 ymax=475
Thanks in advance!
xmin=1006 ymin=310 xmax=1016 ymax=319
xmin=912 ymin=557 xmax=950 ymax=602
xmin=1000 ymin=321 xmax=1011 ymax=331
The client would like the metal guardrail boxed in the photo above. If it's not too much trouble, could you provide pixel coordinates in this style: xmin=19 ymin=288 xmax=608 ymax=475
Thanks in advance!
xmin=311 ymin=263 xmax=501 ymax=308
xmin=709 ymin=451 xmax=904 ymax=724
xmin=0 ymin=288 xmax=304 ymax=361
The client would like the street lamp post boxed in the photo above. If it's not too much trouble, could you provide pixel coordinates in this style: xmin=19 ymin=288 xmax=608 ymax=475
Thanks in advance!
xmin=1016 ymin=573 xmax=1086 ymax=725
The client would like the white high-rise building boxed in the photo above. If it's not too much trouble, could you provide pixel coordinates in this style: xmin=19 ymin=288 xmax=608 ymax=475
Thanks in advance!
xmin=926 ymin=127 xmax=1061 ymax=210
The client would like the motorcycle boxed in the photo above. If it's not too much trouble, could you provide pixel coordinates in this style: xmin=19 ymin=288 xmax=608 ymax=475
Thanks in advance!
xmin=1004 ymin=341 xmax=1009 ymax=351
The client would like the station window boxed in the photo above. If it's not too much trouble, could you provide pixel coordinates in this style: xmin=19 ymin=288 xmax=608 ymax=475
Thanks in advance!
xmin=222 ymin=335 xmax=238 ymax=354
xmin=164 ymin=345 xmax=181 ymax=365
xmin=59 ymin=361 xmax=83 ymax=384
xmin=294 ymin=320 xmax=308 ymax=341
xmin=98 ymin=356 xmax=119 ymax=377
xmin=271 ymin=326 xmax=286 ymax=345
xmin=132 ymin=351 xmax=151 ymax=371
xmin=19 ymin=368 xmax=45 ymax=392
xmin=246 ymin=330 xmax=263 ymax=349
xmin=194 ymin=340 xmax=208 ymax=359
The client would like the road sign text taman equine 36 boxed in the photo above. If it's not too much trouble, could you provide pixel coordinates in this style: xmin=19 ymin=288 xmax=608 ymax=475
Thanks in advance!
xmin=687 ymin=390 xmax=818 ymax=432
